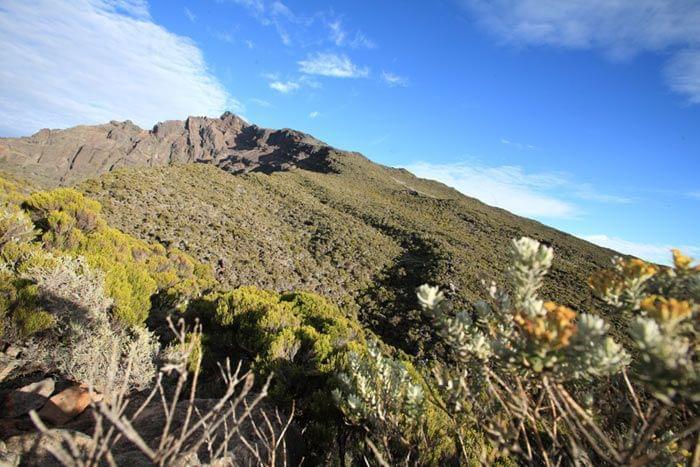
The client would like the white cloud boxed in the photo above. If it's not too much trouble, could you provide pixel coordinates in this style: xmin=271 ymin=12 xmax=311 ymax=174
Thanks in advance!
xmin=229 ymin=0 xmax=301 ymax=46
xmin=462 ymin=0 xmax=700 ymax=103
xmin=381 ymin=71 xmax=408 ymax=87
xmin=501 ymin=138 xmax=537 ymax=150
xmin=0 ymin=0 xmax=238 ymax=136
xmin=231 ymin=0 xmax=264 ymax=16
xmin=215 ymin=31 xmax=235 ymax=44
xmin=184 ymin=7 xmax=196 ymax=22
xmin=326 ymin=18 xmax=375 ymax=49
xmin=574 ymin=185 xmax=631 ymax=204
xmin=665 ymin=49 xmax=700 ymax=104
xmin=261 ymin=72 xmax=318 ymax=93
xmin=245 ymin=39 xmax=255 ymax=49
xmin=297 ymin=74 xmax=322 ymax=89
xmin=328 ymin=20 xmax=346 ymax=46
xmin=309 ymin=111 xmax=320 ymax=118
xmin=269 ymin=80 xmax=300 ymax=93
xmin=578 ymin=234 xmax=700 ymax=265
xmin=348 ymin=31 xmax=376 ymax=49
xmin=688 ymin=191 xmax=700 ymax=200
xmin=103 ymin=0 xmax=150 ymax=19
xmin=404 ymin=161 xmax=577 ymax=219
xmin=298 ymin=52 xmax=369 ymax=78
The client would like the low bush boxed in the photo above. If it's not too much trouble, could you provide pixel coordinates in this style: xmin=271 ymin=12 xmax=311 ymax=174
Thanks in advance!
xmin=410 ymin=237 xmax=699 ymax=465
xmin=195 ymin=286 xmax=459 ymax=463
xmin=0 ymin=180 xmax=214 ymax=332
xmin=0 ymin=176 xmax=214 ymax=392
xmin=24 ymin=256 xmax=159 ymax=391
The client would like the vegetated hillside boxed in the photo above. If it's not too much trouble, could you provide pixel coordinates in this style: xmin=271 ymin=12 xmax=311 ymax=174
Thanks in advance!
xmin=1 ymin=113 xmax=618 ymax=356
xmin=80 ymin=152 xmax=617 ymax=358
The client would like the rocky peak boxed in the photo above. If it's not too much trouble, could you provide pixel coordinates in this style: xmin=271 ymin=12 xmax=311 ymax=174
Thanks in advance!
xmin=0 ymin=113 xmax=338 ymax=185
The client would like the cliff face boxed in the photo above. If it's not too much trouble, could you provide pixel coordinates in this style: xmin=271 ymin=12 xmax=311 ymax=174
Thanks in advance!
xmin=0 ymin=112 xmax=335 ymax=185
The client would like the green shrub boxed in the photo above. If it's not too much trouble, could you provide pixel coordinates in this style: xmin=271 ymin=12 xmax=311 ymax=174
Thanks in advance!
xmin=0 ymin=207 xmax=36 ymax=249
xmin=198 ymin=286 xmax=458 ymax=463
xmin=3 ymin=184 xmax=214 ymax=327
xmin=199 ymin=287 xmax=364 ymax=459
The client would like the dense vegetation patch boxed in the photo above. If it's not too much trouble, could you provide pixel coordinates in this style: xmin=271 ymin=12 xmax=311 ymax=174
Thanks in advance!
xmin=187 ymin=285 xmax=458 ymax=463
xmin=81 ymin=159 xmax=617 ymax=359
xmin=0 ymin=174 xmax=212 ymax=345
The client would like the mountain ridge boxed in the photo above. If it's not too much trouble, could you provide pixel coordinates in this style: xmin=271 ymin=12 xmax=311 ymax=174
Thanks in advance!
xmin=0 ymin=112 xmax=342 ymax=185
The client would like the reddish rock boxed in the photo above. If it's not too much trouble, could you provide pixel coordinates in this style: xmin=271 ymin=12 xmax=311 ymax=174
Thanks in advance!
xmin=0 ymin=112 xmax=335 ymax=186
xmin=2 ymin=378 xmax=54 ymax=418
xmin=36 ymin=384 xmax=102 ymax=426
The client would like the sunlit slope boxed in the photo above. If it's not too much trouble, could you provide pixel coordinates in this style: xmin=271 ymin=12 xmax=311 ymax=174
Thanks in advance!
xmin=80 ymin=151 xmax=615 ymax=357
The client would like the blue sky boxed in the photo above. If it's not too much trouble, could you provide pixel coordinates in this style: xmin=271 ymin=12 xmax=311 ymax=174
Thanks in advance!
xmin=1 ymin=0 xmax=698 ymax=263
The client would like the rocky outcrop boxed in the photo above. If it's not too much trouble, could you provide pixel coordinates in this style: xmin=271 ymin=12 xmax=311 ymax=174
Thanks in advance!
xmin=0 ymin=112 xmax=337 ymax=185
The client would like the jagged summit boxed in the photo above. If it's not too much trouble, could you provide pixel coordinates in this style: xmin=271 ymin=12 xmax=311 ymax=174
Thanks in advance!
xmin=0 ymin=112 xmax=336 ymax=185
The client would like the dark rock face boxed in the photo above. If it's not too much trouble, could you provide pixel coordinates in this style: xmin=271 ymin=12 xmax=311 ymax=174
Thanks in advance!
xmin=0 ymin=112 xmax=336 ymax=185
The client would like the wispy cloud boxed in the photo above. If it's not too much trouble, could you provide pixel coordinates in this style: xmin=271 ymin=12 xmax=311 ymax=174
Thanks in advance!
xmin=327 ymin=20 xmax=346 ymax=46
xmin=269 ymin=80 xmax=300 ymax=93
xmin=250 ymin=98 xmax=272 ymax=107
xmin=245 ymin=39 xmax=255 ymax=49
xmin=404 ymin=161 xmax=577 ymax=219
xmin=0 ymin=0 xmax=238 ymax=136
xmin=298 ymin=52 xmax=369 ymax=78
xmin=104 ymin=0 xmax=151 ymax=19
xmin=261 ymin=71 xmax=319 ymax=93
xmin=228 ymin=0 xmax=307 ymax=46
xmin=404 ymin=160 xmax=632 ymax=219
xmin=215 ymin=31 xmax=235 ymax=44
xmin=573 ymin=184 xmax=631 ymax=204
xmin=501 ymin=138 xmax=537 ymax=150
xmin=578 ymin=234 xmax=700 ymax=265
xmin=665 ymin=49 xmax=700 ymax=104
xmin=381 ymin=71 xmax=408 ymax=87
xmin=326 ymin=18 xmax=375 ymax=49
xmin=462 ymin=0 xmax=700 ymax=104
xmin=184 ymin=6 xmax=196 ymax=22
xmin=688 ymin=191 xmax=700 ymax=200
xmin=309 ymin=111 xmax=320 ymax=118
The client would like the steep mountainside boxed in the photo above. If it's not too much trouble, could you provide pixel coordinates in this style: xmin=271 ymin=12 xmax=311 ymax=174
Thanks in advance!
xmin=1 ymin=114 xmax=619 ymax=357
xmin=82 ymin=159 xmax=617 ymax=357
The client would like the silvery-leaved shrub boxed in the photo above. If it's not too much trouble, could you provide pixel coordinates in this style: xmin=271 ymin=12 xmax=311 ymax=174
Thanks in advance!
xmin=416 ymin=237 xmax=699 ymax=466
xmin=589 ymin=250 xmax=700 ymax=403
xmin=333 ymin=340 xmax=426 ymax=463
xmin=419 ymin=237 xmax=628 ymax=387
xmin=23 ymin=255 xmax=158 ymax=392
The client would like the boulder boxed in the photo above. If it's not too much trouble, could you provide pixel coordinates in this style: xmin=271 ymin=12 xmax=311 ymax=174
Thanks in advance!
xmin=3 ymin=429 xmax=93 ymax=466
xmin=2 ymin=378 xmax=55 ymax=418
xmin=37 ymin=384 xmax=102 ymax=426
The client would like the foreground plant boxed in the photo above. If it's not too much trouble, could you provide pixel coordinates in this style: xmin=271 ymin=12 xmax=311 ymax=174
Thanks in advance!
xmin=416 ymin=237 xmax=699 ymax=466
xmin=333 ymin=340 xmax=427 ymax=465
xmin=30 ymin=318 xmax=294 ymax=466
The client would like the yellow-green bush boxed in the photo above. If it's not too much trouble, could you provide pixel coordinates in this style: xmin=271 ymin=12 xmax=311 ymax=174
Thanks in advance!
xmin=198 ymin=286 xmax=457 ymax=463
xmin=22 ymin=187 xmax=213 ymax=325
xmin=0 ymin=177 xmax=213 ymax=336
